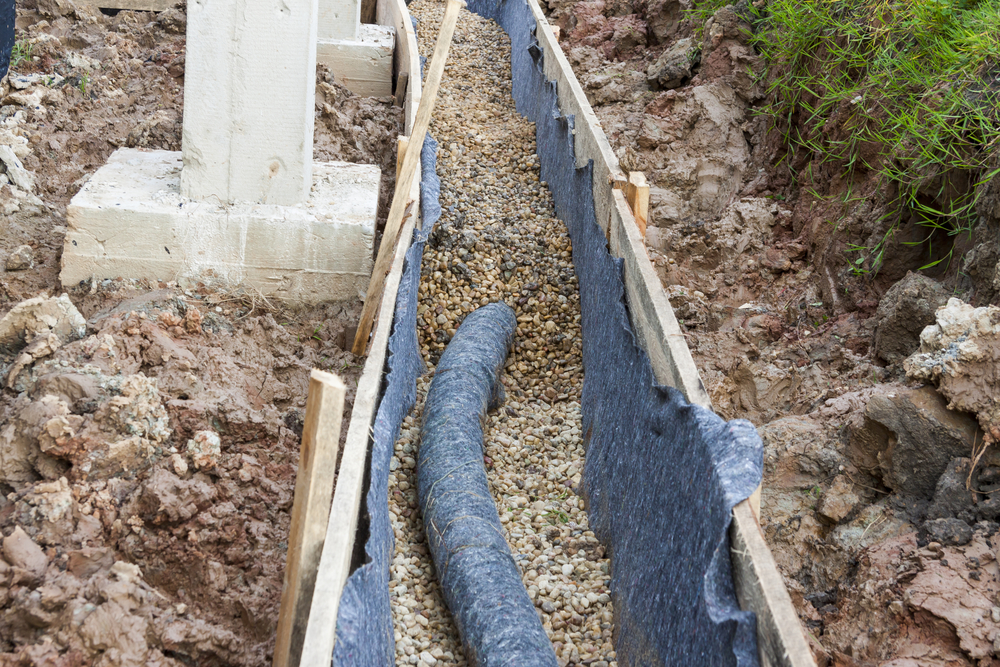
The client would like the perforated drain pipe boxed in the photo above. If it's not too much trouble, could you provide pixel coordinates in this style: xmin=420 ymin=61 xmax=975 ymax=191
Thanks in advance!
xmin=418 ymin=302 xmax=558 ymax=667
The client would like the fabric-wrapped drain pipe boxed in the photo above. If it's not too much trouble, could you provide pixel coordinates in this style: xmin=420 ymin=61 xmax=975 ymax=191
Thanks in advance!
xmin=418 ymin=302 xmax=558 ymax=667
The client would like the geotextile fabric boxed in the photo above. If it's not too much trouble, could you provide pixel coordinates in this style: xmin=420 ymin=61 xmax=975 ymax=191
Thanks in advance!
xmin=418 ymin=303 xmax=557 ymax=667
xmin=1 ymin=0 xmax=13 ymax=81
xmin=331 ymin=133 xmax=442 ymax=665
xmin=455 ymin=0 xmax=765 ymax=661
xmin=332 ymin=2 xmax=764 ymax=665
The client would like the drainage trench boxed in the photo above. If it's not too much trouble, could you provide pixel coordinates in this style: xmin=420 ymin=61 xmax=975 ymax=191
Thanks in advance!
xmin=387 ymin=5 xmax=616 ymax=665
xmin=331 ymin=0 xmax=765 ymax=663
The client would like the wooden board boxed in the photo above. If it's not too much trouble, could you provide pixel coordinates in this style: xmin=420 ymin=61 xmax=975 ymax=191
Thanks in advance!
xmin=300 ymin=211 xmax=417 ymax=667
xmin=523 ymin=1 xmax=816 ymax=665
xmin=625 ymin=171 xmax=649 ymax=238
xmin=298 ymin=0 xmax=423 ymax=661
xmin=731 ymin=502 xmax=815 ymax=667
xmin=274 ymin=370 xmax=347 ymax=667
xmin=352 ymin=0 xmax=464 ymax=355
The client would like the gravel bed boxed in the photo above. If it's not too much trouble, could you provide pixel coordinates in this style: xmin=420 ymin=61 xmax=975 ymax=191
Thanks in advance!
xmin=386 ymin=3 xmax=617 ymax=667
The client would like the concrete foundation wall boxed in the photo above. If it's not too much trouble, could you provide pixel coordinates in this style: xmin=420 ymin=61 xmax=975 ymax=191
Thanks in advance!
xmin=319 ymin=0 xmax=361 ymax=40
xmin=181 ymin=0 xmax=319 ymax=206
xmin=63 ymin=150 xmax=378 ymax=305
xmin=318 ymin=24 xmax=394 ymax=97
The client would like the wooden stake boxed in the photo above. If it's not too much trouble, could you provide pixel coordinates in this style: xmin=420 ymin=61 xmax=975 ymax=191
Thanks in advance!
xmin=352 ymin=0 xmax=466 ymax=356
xmin=625 ymin=171 xmax=649 ymax=238
xmin=394 ymin=71 xmax=409 ymax=108
xmin=396 ymin=136 xmax=409 ymax=183
xmin=273 ymin=370 xmax=347 ymax=667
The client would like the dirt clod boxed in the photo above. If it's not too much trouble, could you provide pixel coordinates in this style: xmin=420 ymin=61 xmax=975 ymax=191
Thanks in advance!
xmin=873 ymin=272 xmax=951 ymax=366
xmin=906 ymin=298 xmax=1000 ymax=443
xmin=852 ymin=386 xmax=980 ymax=498
xmin=2 ymin=526 xmax=48 ymax=581
xmin=5 ymin=245 xmax=35 ymax=272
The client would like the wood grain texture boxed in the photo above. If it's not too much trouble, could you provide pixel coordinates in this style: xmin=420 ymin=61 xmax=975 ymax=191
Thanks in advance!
xmin=298 ymin=0 xmax=423 ymax=658
xmin=731 ymin=502 xmax=817 ymax=667
xmin=274 ymin=370 xmax=346 ymax=667
xmin=352 ymin=0 xmax=465 ymax=355
xmin=299 ymin=201 xmax=417 ymax=667
xmin=625 ymin=171 xmax=649 ymax=238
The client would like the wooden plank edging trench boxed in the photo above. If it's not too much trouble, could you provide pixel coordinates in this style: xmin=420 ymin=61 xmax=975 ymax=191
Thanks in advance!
xmin=524 ymin=3 xmax=816 ymax=666
xmin=304 ymin=0 xmax=817 ymax=664
xmin=297 ymin=0 xmax=423 ymax=661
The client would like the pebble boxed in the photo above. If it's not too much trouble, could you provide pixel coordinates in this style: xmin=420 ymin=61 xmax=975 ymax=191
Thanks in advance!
xmin=5 ymin=244 xmax=34 ymax=271
xmin=387 ymin=3 xmax=615 ymax=667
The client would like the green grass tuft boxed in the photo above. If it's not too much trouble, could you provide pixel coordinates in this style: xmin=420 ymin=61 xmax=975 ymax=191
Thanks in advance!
xmin=10 ymin=38 xmax=33 ymax=71
xmin=757 ymin=0 xmax=1000 ymax=272
xmin=686 ymin=0 xmax=1000 ymax=274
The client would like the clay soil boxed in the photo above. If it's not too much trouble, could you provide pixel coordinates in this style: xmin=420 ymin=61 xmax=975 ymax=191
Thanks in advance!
xmin=3 ymin=0 xmax=1000 ymax=665
xmin=0 ymin=2 xmax=403 ymax=665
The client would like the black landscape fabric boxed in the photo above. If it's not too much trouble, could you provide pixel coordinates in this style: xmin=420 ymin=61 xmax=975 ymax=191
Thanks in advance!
xmin=331 ymin=132 xmax=442 ymax=665
xmin=332 ymin=1 xmax=764 ymax=665
xmin=0 ymin=0 xmax=13 ymax=81
xmin=418 ymin=303 xmax=558 ymax=667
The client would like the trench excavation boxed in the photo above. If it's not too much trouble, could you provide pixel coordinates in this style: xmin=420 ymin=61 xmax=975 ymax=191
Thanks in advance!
xmin=388 ymin=6 xmax=615 ymax=665
xmin=329 ymin=0 xmax=772 ymax=663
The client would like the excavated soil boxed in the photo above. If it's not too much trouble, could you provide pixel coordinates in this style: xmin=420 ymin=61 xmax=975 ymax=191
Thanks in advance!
xmin=0 ymin=2 xmax=402 ymax=665
xmin=4 ymin=0 xmax=1000 ymax=664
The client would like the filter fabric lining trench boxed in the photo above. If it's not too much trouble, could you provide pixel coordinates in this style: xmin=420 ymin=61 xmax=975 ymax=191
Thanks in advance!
xmin=331 ymin=3 xmax=764 ymax=664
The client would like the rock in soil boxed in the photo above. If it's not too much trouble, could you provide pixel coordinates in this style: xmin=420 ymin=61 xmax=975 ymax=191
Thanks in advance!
xmin=645 ymin=36 xmax=697 ymax=90
xmin=925 ymin=458 xmax=975 ymax=523
xmin=873 ymin=271 xmax=950 ymax=366
xmin=906 ymin=297 xmax=1000 ymax=443
xmin=0 ymin=284 xmax=366 ymax=665
xmin=5 ymin=245 xmax=34 ymax=272
xmin=924 ymin=517 xmax=974 ymax=547
xmin=850 ymin=385 xmax=981 ymax=498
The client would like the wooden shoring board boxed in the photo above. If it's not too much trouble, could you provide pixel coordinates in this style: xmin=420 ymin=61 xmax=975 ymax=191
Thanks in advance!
xmin=525 ymin=1 xmax=816 ymax=665
xmin=274 ymin=370 xmax=347 ymax=667
xmin=352 ymin=0 xmax=463 ymax=355
xmin=377 ymin=0 xmax=421 ymax=132
xmin=300 ymin=213 xmax=417 ymax=666
xmin=298 ymin=0 xmax=422 ymax=662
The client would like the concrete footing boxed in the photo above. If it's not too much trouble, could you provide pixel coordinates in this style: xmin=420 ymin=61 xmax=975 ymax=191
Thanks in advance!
xmin=61 ymin=149 xmax=379 ymax=305
xmin=318 ymin=24 xmax=395 ymax=97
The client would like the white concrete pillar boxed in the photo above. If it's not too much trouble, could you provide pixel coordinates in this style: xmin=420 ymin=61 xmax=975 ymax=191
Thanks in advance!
xmin=180 ymin=0 xmax=319 ymax=206
xmin=319 ymin=0 xmax=360 ymax=40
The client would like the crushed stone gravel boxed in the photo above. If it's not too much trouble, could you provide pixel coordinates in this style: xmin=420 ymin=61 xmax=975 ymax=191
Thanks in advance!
xmin=386 ymin=3 xmax=617 ymax=667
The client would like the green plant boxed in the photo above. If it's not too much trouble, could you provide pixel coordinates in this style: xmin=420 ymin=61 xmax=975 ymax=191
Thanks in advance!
xmin=540 ymin=509 xmax=570 ymax=525
xmin=10 ymin=38 xmax=32 ymax=70
xmin=750 ymin=0 xmax=1000 ymax=274
xmin=79 ymin=74 xmax=89 ymax=95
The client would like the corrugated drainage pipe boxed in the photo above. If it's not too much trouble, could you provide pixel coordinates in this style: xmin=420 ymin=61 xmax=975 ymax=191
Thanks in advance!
xmin=418 ymin=302 xmax=558 ymax=667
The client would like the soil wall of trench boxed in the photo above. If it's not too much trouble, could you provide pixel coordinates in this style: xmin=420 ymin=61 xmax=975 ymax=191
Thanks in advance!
xmin=2 ymin=0 xmax=1000 ymax=664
